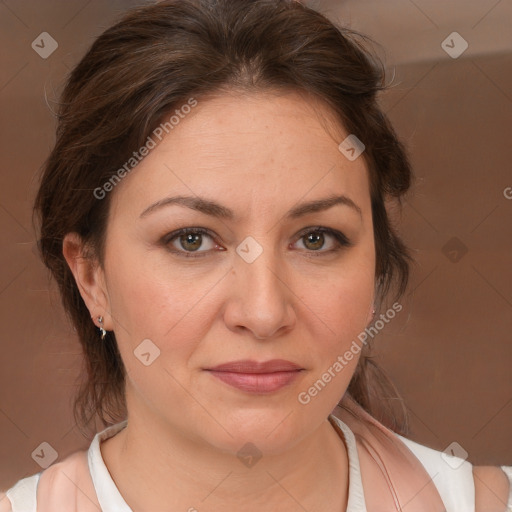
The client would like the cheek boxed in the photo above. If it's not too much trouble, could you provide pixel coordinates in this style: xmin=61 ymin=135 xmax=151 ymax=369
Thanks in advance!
xmin=332 ymin=270 xmax=374 ymax=331
xmin=294 ymin=273 xmax=373 ymax=412
xmin=307 ymin=281 xmax=372 ymax=378
xmin=297 ymin=248 xmax=375 ymax=376
xmin=104 ymin=245 xmax=215 ymax=375
xmin=305 ymin=249 xmax=374 ymax=335
xmin=105 ymin=263 xmax=202 ymax=406
xmin=105 ymin=234 xmax=184 ymax=330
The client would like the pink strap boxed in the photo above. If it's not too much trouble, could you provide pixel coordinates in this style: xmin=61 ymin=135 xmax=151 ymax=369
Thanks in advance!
xmin=36 ymin=450 xmax=101 ymax=512
xmin=335 ymin=393 xmax=446 ymax=511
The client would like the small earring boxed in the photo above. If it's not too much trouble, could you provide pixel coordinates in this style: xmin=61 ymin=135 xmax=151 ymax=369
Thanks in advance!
xmin=97 ymin=316 xmax=107 ymax=340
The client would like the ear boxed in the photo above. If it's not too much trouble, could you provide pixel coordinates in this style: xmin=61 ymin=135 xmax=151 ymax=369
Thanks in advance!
xmin=62 ymin=232 xmax=112 ymax=331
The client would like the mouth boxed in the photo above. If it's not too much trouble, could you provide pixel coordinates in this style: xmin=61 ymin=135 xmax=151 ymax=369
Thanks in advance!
xmin=204 ymin=359 xmax=304 ymax=394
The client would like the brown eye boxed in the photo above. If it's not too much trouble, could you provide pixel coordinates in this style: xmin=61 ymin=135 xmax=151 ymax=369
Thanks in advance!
xmin=293 ymin=227 xmax=352 ymax=254
xmin=164 ymin=227 xmax=218 ymax=256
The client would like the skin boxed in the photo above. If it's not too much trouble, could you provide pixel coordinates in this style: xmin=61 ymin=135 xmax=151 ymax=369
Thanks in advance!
xmin=473 ymin=466 xmax=510 ymax=511
xmin=63 ymin=88 xmax=378 ymax=511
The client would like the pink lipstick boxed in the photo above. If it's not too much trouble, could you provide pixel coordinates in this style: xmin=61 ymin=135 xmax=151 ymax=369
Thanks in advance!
xmin=205 ymin=359 xmax=304 ymax=394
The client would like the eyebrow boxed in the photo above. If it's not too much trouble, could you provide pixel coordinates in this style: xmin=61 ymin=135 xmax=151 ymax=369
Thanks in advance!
xmin=139 ymin=194 xmax=362 ymax=221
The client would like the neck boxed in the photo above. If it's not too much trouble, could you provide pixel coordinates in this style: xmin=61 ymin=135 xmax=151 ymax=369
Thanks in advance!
xmin=101 ymin=411 xmax=349 ymax=512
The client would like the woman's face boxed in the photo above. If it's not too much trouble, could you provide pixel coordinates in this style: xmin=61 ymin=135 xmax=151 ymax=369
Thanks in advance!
xmin=84 ymin=90 xmax=375 ymax=454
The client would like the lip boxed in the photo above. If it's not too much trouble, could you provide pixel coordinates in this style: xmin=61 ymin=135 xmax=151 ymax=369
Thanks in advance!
xmin=206 ymin=359 xmax=303 ymax=373
xmin=204 ymin=359 xmax=304 ymax=394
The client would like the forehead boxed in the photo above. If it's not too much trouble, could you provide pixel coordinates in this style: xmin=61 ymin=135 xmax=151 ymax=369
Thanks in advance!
xmin=109 ymin=90 xmax=370 ymax=221
xmin=170 ymin=89 xmax=348 ymax=159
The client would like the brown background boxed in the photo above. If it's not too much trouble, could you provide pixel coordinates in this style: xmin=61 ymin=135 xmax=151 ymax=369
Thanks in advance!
xmin=1 ymin=0 xmax=511 ymax=490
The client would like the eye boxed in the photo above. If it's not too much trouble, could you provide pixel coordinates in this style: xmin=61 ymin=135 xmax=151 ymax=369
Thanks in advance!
xmin=163 ymin=227 xmax=221 ymax=257
xmin=162 ymin=226 xmax=352 ymax=258
xmin=292 ymin=227 xmax=352 ymax=255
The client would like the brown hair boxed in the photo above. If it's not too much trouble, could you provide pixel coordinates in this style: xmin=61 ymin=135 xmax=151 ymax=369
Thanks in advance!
xmin=34 ymin=0 xmax=414 ymax=437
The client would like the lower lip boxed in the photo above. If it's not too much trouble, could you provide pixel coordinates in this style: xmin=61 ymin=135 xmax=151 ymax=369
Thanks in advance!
xmin=206 ymin=370 xmax=302 ymax=393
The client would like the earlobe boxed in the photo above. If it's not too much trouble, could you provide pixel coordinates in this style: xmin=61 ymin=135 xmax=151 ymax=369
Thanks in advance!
xmin=62 ymin=232 xmax=111 ymax=329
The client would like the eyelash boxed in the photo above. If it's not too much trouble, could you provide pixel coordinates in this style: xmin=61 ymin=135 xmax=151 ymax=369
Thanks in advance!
xmin=161 ymin=226 xmax=353 ymax=258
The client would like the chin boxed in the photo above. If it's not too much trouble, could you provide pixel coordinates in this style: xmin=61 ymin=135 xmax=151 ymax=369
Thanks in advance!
xmin=200 ymin=406 xmax=310 ymax=456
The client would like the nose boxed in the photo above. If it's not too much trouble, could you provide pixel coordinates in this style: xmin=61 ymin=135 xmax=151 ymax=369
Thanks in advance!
xmin=223 ymin=245 xmax=296 ymax=340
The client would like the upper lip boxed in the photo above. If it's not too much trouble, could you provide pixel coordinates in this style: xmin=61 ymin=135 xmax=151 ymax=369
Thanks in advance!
xmin=206 ymin=359 xmax=303 ymax=373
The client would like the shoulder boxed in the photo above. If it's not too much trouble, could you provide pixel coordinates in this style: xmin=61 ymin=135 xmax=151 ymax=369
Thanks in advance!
xmin=473 ymin=465 xmax=511 ymax=512
xmin=396 ymin=434 xmax=475 ymax=510
xmin=0 ymin=448 xmax=91 ymax=512
xmin=0 ymin=491 xmax=12 ymax=512
xmin=397 ymin=434 xmax=512 ymax=511
xmin=0 ymin=472 xmax=41 ymax=512
xmin=0 ymin=492 xmax=12 ymax=512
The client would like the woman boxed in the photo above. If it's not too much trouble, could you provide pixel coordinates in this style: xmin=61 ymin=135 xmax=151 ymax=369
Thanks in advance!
xmin=1 ymin=0 xmax=511 ymax=510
